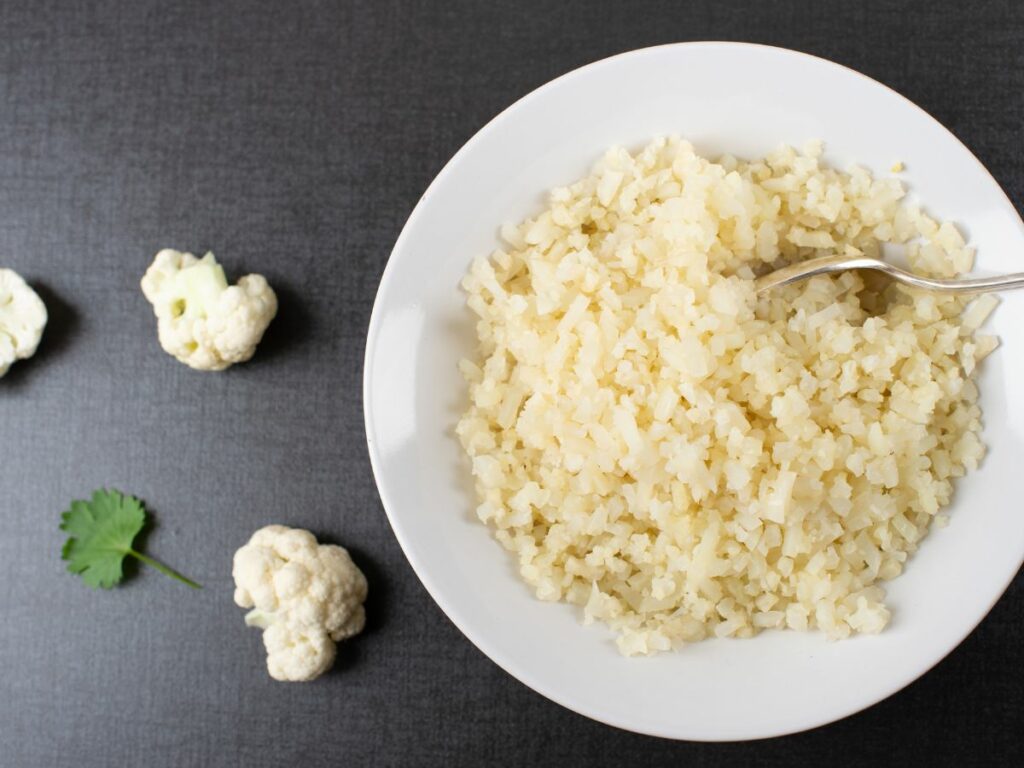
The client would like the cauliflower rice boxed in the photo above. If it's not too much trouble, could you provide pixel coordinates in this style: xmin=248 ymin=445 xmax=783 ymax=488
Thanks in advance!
xmin=456 ymin=137 xmax=999 ymax=655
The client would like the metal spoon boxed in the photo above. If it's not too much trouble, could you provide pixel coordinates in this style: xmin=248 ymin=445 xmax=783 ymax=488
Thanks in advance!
xmin=754 ymin=253 xmax=1024 ymax=295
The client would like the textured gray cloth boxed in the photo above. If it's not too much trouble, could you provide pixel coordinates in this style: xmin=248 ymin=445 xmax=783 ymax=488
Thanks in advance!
xmin=1 ymin=1 xmax=1021 ymax=765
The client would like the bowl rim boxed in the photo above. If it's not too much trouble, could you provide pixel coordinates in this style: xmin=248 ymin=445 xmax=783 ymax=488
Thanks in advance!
xmin=363 ymin=40 xmax=1024 ymax=741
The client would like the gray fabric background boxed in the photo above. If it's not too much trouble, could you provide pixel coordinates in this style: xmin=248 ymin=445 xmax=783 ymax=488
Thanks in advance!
xmin=1 ymin=1 xmax=1021 ymax=765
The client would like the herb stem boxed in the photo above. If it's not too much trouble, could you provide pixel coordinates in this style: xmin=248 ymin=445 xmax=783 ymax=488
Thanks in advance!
xmin=128 ymin=549 xmax=202 ymax=589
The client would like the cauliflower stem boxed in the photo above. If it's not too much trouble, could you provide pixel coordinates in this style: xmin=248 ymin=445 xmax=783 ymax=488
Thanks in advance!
xmin=170 ymin=254 xmax=229 ymax=319
xmin=243 ymin=609 xmax=277 ymax=629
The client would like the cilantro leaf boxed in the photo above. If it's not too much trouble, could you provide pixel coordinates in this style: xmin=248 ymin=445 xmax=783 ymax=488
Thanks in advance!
xmin=59 ymin=489 xmax=201 ymax=589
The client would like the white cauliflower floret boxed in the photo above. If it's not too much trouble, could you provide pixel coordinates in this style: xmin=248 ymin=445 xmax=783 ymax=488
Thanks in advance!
xmin=141 ymin=249 xmax=277 ymax=371
xmin=233 ymin=525 xmax=368 ymax=682
xmin=0 ymin=268 xmax=48 ymax=378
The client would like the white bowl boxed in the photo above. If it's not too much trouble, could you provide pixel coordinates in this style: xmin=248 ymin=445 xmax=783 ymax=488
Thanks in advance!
xmin=364 ymin=42 xmax=1024 ymax=740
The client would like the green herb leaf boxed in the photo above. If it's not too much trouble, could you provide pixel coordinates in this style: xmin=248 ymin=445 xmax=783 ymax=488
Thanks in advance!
xmin=59 ymin=489 xmax=201 ymax=589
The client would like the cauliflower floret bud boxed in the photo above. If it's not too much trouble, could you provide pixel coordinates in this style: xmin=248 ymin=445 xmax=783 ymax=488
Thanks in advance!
xmin=141 ymin=249 xmax=277 ymax=371
xmin=0 ymin=268 xmax=48 ymax=378
xmin=233 ymin=525 xmax=368 ymax=682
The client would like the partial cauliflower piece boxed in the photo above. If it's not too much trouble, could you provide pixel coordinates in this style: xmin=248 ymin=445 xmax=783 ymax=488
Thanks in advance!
xmin=0 ymin=268 xmax=48 ymax=378
xmin=233 ymin=525 xmax=368 ymax=682
xmin=141 ymin=249 xmax=277 ymax=371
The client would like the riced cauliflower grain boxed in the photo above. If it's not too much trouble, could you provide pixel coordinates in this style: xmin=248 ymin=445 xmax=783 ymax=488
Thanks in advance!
xmin=456 ymin=137 xmax=995 ymax=655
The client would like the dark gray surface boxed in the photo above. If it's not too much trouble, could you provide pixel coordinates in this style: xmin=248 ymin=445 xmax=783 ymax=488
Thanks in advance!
xmin=1 ymin=1 xmax=1022 ymax=766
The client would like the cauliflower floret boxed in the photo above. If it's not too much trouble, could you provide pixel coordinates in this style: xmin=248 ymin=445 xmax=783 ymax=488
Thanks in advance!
xmin=141 ymin=249 xmax=277 ymax=371
xmin=233 ymin=525 xmax=368 ymax=682
xmin=0 ymin=268 xmax=48 ymax=378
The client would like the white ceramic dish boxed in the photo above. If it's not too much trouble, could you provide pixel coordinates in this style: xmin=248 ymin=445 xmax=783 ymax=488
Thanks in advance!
xmin=364 ymin=42 xmax=1024 ymax=740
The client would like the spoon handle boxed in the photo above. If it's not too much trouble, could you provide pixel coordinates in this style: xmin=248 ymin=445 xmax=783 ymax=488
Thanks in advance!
xmin=755 ymin=253 xmax=1024 ymax=295
xmin=884 ymin=267 xmax=1024 ymax=294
